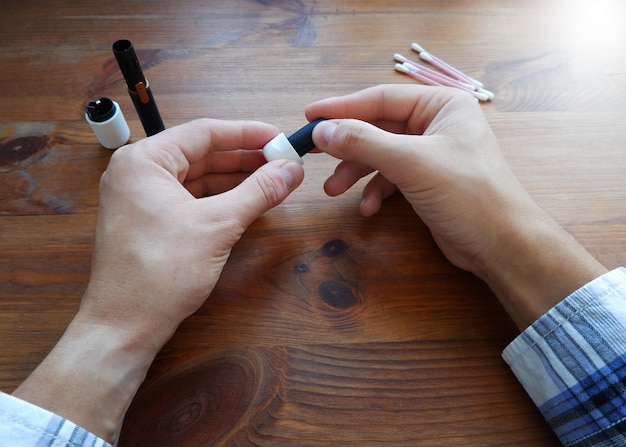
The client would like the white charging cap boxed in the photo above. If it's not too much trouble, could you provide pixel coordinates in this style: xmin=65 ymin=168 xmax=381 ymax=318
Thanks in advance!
xmin=262 ymin=119 xmax=326 ymax=165
xmin=85 ymin=98 xmax=131 ymax=149
xmin=262 ymin=132 xmax=303 ymax=164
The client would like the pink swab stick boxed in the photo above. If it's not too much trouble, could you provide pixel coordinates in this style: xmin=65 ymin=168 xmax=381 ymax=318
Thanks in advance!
xmin=394 ymin=54 xmax=476 ymax=90
xmin=401 ymin=63 xmax=489 ymax=101
xmin=394 ymin=63 xmax=444 ymax=87
xmin=411 ymin=42 xmax=484 ymax=89
xmin=395 ymin=53 xmax=494 ymax=100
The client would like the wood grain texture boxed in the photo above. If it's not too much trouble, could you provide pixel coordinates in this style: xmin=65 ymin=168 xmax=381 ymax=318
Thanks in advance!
xmin=2 ymin=0 xmax=625 ymax=445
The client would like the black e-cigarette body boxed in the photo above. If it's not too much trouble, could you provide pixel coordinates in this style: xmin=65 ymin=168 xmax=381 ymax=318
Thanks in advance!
xmin=112 ymin=39 xmax=165 ymax=136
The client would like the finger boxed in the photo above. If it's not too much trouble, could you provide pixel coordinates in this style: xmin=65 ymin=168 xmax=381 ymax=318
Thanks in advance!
xmin=184 ymin=172 xmax=254 ymax=197
xmin=209 ymin=160 xmax=305 ymax=229
xmin=323 ymin=160 xmax=375 ymax=197
xmin=312 ymin=118 xmax=427 ymax=189
xmin=360 ymin=173 xmax=398 ymax=217
xmin=305 ymin=84 xmax=465 ymax=134
xmin=131 ymin=119 xmax=280 ymax=181
xmin=185 ymin=149 xmax=266 ymax=183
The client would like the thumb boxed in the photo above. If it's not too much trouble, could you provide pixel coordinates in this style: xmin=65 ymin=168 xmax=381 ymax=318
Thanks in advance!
xmin=312 ymin=119 xmax=418 ymax=181
xmin=222 ymin=159 xmax=304 ymax=228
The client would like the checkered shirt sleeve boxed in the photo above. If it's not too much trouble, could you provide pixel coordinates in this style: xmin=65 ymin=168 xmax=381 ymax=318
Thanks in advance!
xmin=503 ymin=267 xmax=626 ymax=447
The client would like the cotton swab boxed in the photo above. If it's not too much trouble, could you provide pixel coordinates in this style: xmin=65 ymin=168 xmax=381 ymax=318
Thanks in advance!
xmin=410 ymin=43 xmax=494 ymax=100
xmin=404 ymin=63 xmax=489 ymax=101
xmin=395 ymin=54 xmax=478 ymax=91
xmin=411 ymin=42 xmax=483 ymax=87
xmin=397 ymin=63 xmax=489 ymax=101
xmin=394 ymin=43 xmax=494 ymax=101
xmin=396 ymin=53 xmax=494 ymax=100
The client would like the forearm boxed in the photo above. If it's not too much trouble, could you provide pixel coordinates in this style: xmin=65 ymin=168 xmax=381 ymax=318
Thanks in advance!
xmin=12 ymin=313 xmax=162 ymax=443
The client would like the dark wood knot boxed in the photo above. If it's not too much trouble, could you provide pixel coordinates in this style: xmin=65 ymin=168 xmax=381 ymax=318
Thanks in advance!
xmin=0 ymin=135 xmax=50 ymax=167
xmin=318 ymin=279 xmax=358 ymax=309
xmin=321 ymin=239 xmax=348 ymax=258
xmin=119 ymin=353 xmax=261 ymax=445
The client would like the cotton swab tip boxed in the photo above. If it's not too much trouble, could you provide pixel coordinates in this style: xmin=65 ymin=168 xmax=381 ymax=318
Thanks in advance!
xmin=411 ymin=42 xmax=426 ymax=53
xmin=394 ymin=53 xmax=409 ymax=63
xmin=418 ymin=51 xmax=434 ymax=62
xmin=394 ymin=63 xmax=411 ymax=74
xmin=472 ymin=90 xmax=490 ymax=101
xmin=467 ymin=77 xmax=484 ymax=88
xmin=402 ymin=62 xmax=419 ymax=72
xmin=478 ymin=88 xmax=495 ymax=100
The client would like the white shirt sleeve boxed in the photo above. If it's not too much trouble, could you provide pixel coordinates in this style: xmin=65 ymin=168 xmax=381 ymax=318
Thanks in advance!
xmin=0 ymin=391 xmax=111 ymax=447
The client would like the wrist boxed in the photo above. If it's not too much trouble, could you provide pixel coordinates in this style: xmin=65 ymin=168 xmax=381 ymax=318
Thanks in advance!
xmin=477 ymin=204 xmax=607 ymax=330
xmin=13 ymin=314 xmax=160 ymax=443
xmin=79 ymin=276 xmax=182 ymax=349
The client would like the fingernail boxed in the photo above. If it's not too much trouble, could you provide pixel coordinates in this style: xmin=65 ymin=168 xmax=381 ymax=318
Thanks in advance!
xmin=313 ymin=121 xmax=337 ymax=149
xmin=278 ymin=160 xmax=303 ymax=188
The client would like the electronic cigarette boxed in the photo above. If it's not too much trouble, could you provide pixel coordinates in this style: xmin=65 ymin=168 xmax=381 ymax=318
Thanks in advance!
xmin=112 ymin=39 xmax=165 ymax=136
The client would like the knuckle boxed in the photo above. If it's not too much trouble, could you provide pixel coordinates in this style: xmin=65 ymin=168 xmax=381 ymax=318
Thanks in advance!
xmin=335 ymin=121 xmax=364 ymax=155
xmin=254 ymin=170 xmax=282 ymax=207
xmin=443 ymin=86 xmax=479 ymax=108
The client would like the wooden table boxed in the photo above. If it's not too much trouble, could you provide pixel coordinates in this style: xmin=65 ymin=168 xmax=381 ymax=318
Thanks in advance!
xmin=2 ymin=1 xmax=625 ymax=445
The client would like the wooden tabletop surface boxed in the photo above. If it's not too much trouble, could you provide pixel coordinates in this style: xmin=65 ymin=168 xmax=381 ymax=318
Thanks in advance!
xmin=2 ymin=1 xmax=626 ymax=445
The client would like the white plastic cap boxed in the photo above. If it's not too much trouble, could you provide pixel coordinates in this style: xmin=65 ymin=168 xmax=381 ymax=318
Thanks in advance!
xmin=85 ymin=99 xmax=131 ymax=150
xmin=262 ymin=132 xmax=303 ymax=164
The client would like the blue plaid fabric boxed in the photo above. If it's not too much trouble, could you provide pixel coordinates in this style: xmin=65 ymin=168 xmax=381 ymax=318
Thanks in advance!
xmin=504 ymin=267 xmax=626 ymax=447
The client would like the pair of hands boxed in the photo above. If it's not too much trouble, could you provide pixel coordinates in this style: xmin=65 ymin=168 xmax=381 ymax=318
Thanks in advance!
xmin=86 ymin=84 xmax=529 ymax=346
xmin=87 ymin=84 xmax=545 ymax=341
xmin=14 ymin=84 xmax=606 ymax=442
